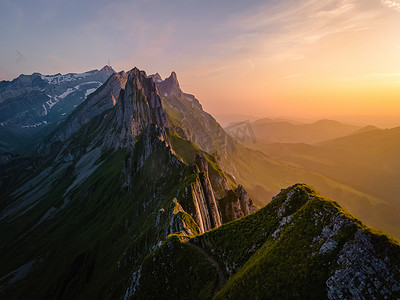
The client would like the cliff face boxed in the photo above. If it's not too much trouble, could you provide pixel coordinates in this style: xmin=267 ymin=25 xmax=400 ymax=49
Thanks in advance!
xmin=191 ymin=176 xmax=214 ymax=232
xmin=156 ymin=71 xmax=183 ymax=98
xmin=235 ymin=185 xmax=257 ymax=216
xmin=219 ymin=185 xmax=257 ymax=223
xmin=199 ymin=172 xmax=222 ymax=228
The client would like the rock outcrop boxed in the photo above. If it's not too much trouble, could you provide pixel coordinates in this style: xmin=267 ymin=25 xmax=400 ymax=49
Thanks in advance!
xmin=235 ymin=185 xmax=257 ymax=216
xmin=218 ymin=185 xmax=257 ymax=223
xmin=198 ymin=172 xmax=222 ymax=229
xmin=157 ymin=71 xmax=183 ymax=98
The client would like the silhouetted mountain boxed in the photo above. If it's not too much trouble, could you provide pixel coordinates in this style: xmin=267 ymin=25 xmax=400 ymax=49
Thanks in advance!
xmin=350 ymin=124 xmax=381 ymax=135
xmin=236 ymin=118 xmax=361 ymax=144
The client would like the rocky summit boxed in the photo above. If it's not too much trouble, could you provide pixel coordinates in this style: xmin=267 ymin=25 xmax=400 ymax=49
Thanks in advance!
xmin=0 ymin=67 xmax=399 ymax=299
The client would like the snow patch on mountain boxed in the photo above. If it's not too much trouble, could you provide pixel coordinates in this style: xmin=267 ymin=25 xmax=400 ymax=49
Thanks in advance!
xmin=21 ymin=122 xmax=46 ymax=128
xmin=46 ymin=97 xmax=59 ymax=109
xmin=58 ymin=88 xmax=75 ymax=99
xmin=85 ymin=88 xmax=97 ymax=98
xmin=40 ymin=72 xmax=91 ymax=85
xmin=75 ymin=81 xmax=102 ymax=88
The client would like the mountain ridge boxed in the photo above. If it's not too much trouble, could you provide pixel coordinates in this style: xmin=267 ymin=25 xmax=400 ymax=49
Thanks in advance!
xmin=233 ymin=118 xmax=361 ymax=144
xmin=0 ymin=66 xmax=256 ymax=299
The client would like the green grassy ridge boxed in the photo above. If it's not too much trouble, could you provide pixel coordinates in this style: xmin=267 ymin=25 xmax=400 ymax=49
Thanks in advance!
xmin=134 ymin=235 xmax=218 ymax=299
xmin=138 ymin=184 xmax=400 ymax=299
xmin=190 ymin=184 xmax=315 ymax=277
xmin=213 ymin=195 xmax=359 ymax=299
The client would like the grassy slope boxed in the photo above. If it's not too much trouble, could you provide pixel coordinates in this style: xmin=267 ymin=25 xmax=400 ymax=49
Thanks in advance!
xmin=139 ymin=184 xmax=400 ymax=299
xmin=0 ymin=127 xmax=204 ymax=299
xmin=213 ymin=188 xmax=355 ymax=299
xmin=134 ymin=234 xmax=218 ymax=299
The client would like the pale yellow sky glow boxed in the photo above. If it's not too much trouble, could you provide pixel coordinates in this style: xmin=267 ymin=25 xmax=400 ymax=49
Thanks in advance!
xmin=2 ymin=0 xmax=400 ymax=126
xmin=176 ymin=0 xmax=400 ymax=125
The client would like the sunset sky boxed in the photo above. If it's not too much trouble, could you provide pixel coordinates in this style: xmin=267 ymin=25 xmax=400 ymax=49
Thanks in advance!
xmin=1 ymin=0 xmax=400 ymax=125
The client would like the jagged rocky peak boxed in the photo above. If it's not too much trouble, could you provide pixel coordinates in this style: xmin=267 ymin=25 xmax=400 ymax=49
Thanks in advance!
xmin=99 ymin=64 xmax=115 ymax=75
xmin=157 ymin=71 xmax=183 ymax=98
xmin=119 ymin=67 xmax=169 ymax=133
xmin=149 ymin=72 xmax=163 ymax=83
xmin=100 ymin=70 xmax=129 ymax=106
xmin=89 ymin=67 xmax=170 ymax=152
xmin=39 ymin=67 xmax=171 ymax=157
xmin=85 ymin=67 xmax=170 ymax=151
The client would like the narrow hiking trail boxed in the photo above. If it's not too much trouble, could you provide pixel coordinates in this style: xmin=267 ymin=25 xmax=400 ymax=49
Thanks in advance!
xmin=186 ymin=242 xmax=226 ymax=294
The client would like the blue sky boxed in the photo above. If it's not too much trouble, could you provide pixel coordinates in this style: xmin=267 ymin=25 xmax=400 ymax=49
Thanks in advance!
xmin=0 ymin=0 xmax=270 ymax=78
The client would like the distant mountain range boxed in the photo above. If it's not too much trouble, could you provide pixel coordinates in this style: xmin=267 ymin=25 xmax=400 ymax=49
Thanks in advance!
xmin=0 ymin=67 xmax=399 ymax=299
xmin=0 ymin=65 xmax=115 ymax=154
xmin=236 ymin=119 xmax=400 ymax=238
xmin=232 ymin=118 xmax=363 ymax=144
